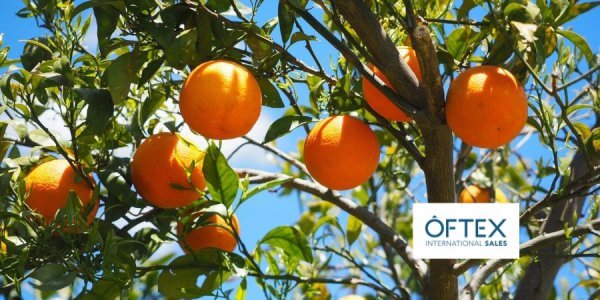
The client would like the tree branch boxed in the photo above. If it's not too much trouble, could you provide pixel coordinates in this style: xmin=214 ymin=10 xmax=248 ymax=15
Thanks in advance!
xmin=326 ymin=0 xmax=424 ymax=114
xmin=285 ymin=0 xmax=422 ymax=121
xmin=246 ymin=272 xmax=400 ymax=299
xmin=235 ymin=168 xmax=427 ymax=286
xmin=460 ymin=218 xmax=600 ymax=298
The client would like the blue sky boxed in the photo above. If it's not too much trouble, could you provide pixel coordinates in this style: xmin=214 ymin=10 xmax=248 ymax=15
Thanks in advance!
xmin=1 ymin=0 xmax=598 ymax=299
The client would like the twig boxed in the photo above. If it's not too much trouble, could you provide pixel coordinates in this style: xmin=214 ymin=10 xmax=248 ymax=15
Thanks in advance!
xmin=235 ymin=168 xmax=427 ymax=287
xmin=241 ymin=136 xmax=309 ymax=174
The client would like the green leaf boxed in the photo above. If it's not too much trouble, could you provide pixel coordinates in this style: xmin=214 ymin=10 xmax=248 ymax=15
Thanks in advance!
xmin=20 ymin=38 xmax=53 ymax=71
xmin=94 ymin=2 xmax=120 ymax=56
xmin=195 ymin=11 xmax=214 ymax=60
xmin=278 ymin=2 xmax=295 ymax=44
xmin=331 ymin=73 xmax=362 ymax=112
xmin=290 ymin=32 xmax=316 ymax=44
xmin=30 ymin=263 xmax=76 ymax=291
xmin=78 ymin=278 xmax=121 ymax=300
xmin=75 ymin=88 xmax=114 ymax=135
xmin=260 ymin=226 xmax=313 ymax=263
xmin=0 ymin=121 xmax=7 ymax=140
xmin=235 ymin=277 xmax=247 ymax=300
xmin=457 ymin=0 xmax=483 ymax=19
xmin=242 ymin=177 xmax=293 ymax=201
xmin=202 ymin=143 xmax=239 ymax=208
xmin=206 ymin=0 xmax=231 ymax=13
xmin=246 ymin=24 xmax=273 ymax=61
xmin=138 ymin=90 xmax=166 ymax=127
xmin=555 ymin=2 xmax=600 ymax=25
xmin=263 ymin=115 xmax=313 ymax=143
xmin=157 ymin=250 xmax=232 ymax=299
xmin=0 ymin=73 xmax=15 ymax=100
xmin=586 ymin=127 xmax=600 ymax=157
xmin=104 ymin=52 xmax=139 ymax=104
xmin=556 ymin=30 xmax=594 ymax=65
xmin=258 ymin=78 xmax=284 ymax=108
xmin=165 ymin=29 xmax=202 ymax=69
xmin=446 ymin=27 xmax=472 ymax=59
xmin=72 ymin=1 xmax=124 ymax=19
xmin=346 ymin=215 xmax=362 ymax=246
xmin=28 ymin=129 xmax=53 ymax=146
xmin=504 ymin=2 xmax=540 ymax=23
xmin=510 ymin=21 xmax=538 ymax=44
xmin=138 ymin=56 xmax=164 ymax=87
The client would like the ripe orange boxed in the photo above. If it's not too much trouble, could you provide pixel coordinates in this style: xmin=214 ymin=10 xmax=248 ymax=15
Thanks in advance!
xmin=178 ymin=213 xmax=240 ymax=253
xmin=24 ymin=159 xmax=98 ymax=225
xmin=131 ymin=133 xmax=206 ymax=208
xmin=445 ymin=65 xmax=528 ymax=149
xmin=304 ymin=115 xmax=380 ymax=190
xmin=459 ymin=185 xmax=508 ymax=203
xmin=361 ymin=47 xmax=422 ymax=122
xmin=179 ymin=60 xmax=262 ymax=140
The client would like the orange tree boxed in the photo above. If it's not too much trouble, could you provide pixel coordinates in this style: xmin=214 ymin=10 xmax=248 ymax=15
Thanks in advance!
xmin=0 ymin=0 xmax=599 ymax=299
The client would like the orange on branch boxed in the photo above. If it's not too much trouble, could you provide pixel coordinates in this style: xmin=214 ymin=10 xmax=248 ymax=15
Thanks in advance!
xmin=459 ymin=185 xmax=508 ymax=203
xmin=131 ymin=132 xmax=206 ymax=208
xmin=178 ymin=213 xmax=240 ymax=253
xmin=24 ymin=159 xmax=98 ymax=226
xmin=304 ymin=115 xmax=380 ymax=190
xmin=179 ymin=60 xmax=262 ymax=140
xmin=445 ymin=65 xmax=528 ymax=149
xmin=361 ymin=46 xmax=422 ymax=122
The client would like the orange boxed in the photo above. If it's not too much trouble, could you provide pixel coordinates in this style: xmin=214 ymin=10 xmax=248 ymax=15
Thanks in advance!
xmin=131 ymin=133 xmax=206 ymax=208
xmin=361 ymin=47 xmax=422 ymax=122
xmin=178 ymin=213 xmax=240 ymax=253
xmin=179 ymin=60 xmax=262 ymax=140
xmin=445 ymin=65 xmax=528 ymax=149
xmin=459 ymin=185 xmax=508 ymax=203
xmin=304 ymin=115 xmax=380 ymax=190
xmin=24 ymin=159 xmax=98 ymax=226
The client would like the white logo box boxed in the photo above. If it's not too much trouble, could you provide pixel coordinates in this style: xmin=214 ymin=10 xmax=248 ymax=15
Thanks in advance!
xmin=412 ymin=203 xmax=520 ymax=259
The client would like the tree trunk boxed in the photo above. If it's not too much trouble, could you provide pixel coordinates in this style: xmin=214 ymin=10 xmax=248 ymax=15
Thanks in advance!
xmin=325 ymin=1 xmax=458 ymax=298
xmin=421 ymin=124 xmax=458 ymax=299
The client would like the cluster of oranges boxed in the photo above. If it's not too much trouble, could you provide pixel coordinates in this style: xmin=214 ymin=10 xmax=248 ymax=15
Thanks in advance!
xmin=23 ymin=60 xmax=253 ymax=253
xmin=22 ymin=48 xmax=525 ymax=253
xmin=309 ymin=46 xmax=526 ymax=195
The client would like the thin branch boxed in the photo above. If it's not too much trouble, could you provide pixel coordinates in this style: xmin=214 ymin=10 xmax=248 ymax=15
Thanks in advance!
xmin=364 ymin=106 xmax=425 ymax=166
xmin=556 ymin=64 xmax=600 ymax=92
xmin=246 ymin=272 xmax=399 ymax=298
xmin=459 ymin=218 xmax=600 ymax=295
xmin=423 ymin=17 xmax=488 ymax=27
xmin=520 ymin=218 xmax=600 ymax=256
xmin=460 ymin=259 xmax=510 ymax=299
xmin=519 ymin=170 xmax=600 ymax=223
xmin=118 ymin=208 xmax=161 ymax=235
xmin=195 ymin=2 xmax=336 ymax=85
xmin=235 ymin=168 xmax=427 ymax=286
xmin=241 ymin=136 xmax=309 ymax=174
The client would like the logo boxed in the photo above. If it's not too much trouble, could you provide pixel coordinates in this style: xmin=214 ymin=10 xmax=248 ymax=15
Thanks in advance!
xmin=412 ymin=203 xmax=519 ymax=259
